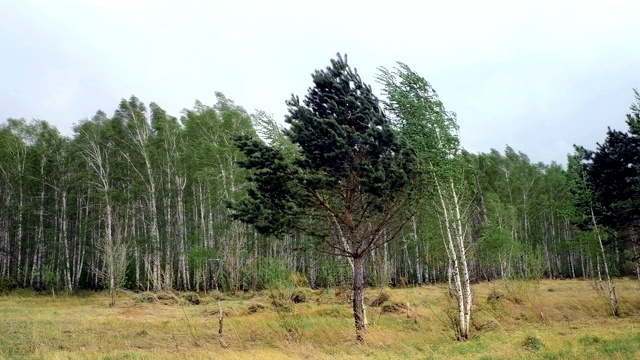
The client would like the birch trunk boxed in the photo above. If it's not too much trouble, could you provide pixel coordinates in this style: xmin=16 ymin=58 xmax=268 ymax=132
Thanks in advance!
xmin=633 ymin=243 xmax=640 ymax=281
xmin=451 ymin=180 xmax=472 ymax=338
xmin=434 ymin=174 xmax=471 ymax=340
xmin=176 ymin=176 xmax=188 ymax=290
xmin=61 ymin=191 xmax=72 ymax=292
xmin=591 ymin=207 xmax=619 ymax=316
xmin=31 ymin=179 xmax=45 ymax=290
xmin=125 ymin=107 xmax=161 ymax=291
xmin=106 ymin=202 xmax=116 ymax=307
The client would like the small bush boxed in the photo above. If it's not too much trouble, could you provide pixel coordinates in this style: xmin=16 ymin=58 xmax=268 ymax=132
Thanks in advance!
xmin=0 ymin=277 xmax=17 ymax=294
xmin=486 ymin=290 xmax=503 ymax=302
xmin=334 ymin=288 xmax=352 ymax=304
xmin=579 ymin=334 xmax=602 ymax=345
xmin=268 ymin=284 xmax=294 ymax=312
xmin=247 ymin=303 xmax=265 ymax=314
xmin=208 ymin=308 xmax=232 ymax=317
xmin=523 ymin=335 xmax=544 ymax=351
xmin=396 ymin=277 xmax=409 ymax=288
xmin=290 ymin=272 xmax=309 ymax=288
xmin=271 ymin=300 xmax=293 ymax=313
xmin=502 ymin=280 xmax=531 ymax=305
xmin=181 ymin=292 xmax=200 ymax=305
xmin=370 ymin=291 xmax=390 ymax=307
xmin=381 ymin=301 xmax=408 ymax=314
xmin=132 ymin=292 xmax=157 ymax=303
xmin=260 ymin=259 xmax=293 ymax=290
xmin=290 ymin=291 xmax=307 ymax=304
xmin=9 ymin=287 xmax=37 ymax=297
xmin=316 ymin=305 xmax=349 ymax=318
xmin=156 ymin=292 xmax=174 ymax=301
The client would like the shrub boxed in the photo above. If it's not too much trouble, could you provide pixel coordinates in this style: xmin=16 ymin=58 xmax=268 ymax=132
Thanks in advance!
xmin=156 ymin=292 xmax=175 ymax=301
xmin=181 ymin=292 xmax=200 ymax=305
xmin=260 ymin=259 xmax=293 ymax=290
xmin=579 ymin=334 xmax=602 ymax=345
xmin=370 ymin=291 xmax=390 ymax=307
xmin=132 ymin=292 xmax=158 ymax=303
xmin=396 ymin=277 xmax=409 ymax=288
xmin=381 ymin=301 xmax=408 ymax=314
xmin=290 ymin=272 xmax=309 ymax=288
xmin=0 ymin=277 xmax=17 ymax=294
xmin=247 ymin=303 xmax=265 ymax=314
xmin=290 ymin=290 xmax=307 ymax=304
xmin=523 ymin=335 xmax=544 ymax=351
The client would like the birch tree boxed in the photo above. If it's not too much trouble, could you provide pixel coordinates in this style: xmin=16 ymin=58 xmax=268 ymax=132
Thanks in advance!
xmin=73 ymin=112 xmax=126 ymax=306
xmin=378 ymin=63 xmax=474 ymax=340
xmin=567 ymin=147 xmax=619 ymax=316
xmin=115 ymin=97 xmax=162 ymax=291
xmin=0 ymin=123 xmax=27 ymax=285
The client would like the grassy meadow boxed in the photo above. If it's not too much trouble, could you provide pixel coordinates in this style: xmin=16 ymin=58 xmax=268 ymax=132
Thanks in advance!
xmin=1 ymin=279 xmax=639 ymax=359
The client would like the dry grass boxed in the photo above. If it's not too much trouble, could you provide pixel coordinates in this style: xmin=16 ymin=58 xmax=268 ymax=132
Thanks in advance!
xmin=0 ymin=279 xmax=639 ymax=359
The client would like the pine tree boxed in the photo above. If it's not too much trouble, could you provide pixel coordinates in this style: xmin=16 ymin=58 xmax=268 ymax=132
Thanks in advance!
xmin=231 ymin=54 xmax=419 ymax=342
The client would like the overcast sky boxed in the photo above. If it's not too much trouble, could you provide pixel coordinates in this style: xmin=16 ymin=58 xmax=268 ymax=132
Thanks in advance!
xmin=1 ymin=0 xmax=639 ymax=165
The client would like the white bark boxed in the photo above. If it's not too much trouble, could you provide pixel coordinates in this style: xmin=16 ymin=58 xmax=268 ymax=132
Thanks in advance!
xmin=433 ymin=173 xmax=472 ymax=340
xmin=124 ymin=107 xmax=161 ymax=291
xmin=61 ymin=191 xmax=72 ymax=292
xmin=633 ymin=243 xmax=640 ymax=281
xmin=176 ymin=176 xmax=188 ymax=289
xmin=591 ymin=207 xmax=619 ymax=316
xmin=450 ymin=179 xmax=472 ymax=336
xmin=80 ymin=128 xmax=121 ymax=305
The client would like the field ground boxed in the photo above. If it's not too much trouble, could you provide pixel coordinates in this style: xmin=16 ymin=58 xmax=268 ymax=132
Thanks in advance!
xmin=1 ymin=279 xmax=639 ymax=359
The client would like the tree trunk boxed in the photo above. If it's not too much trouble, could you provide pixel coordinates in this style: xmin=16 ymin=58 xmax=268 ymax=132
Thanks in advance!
xmin=591 ymin=207 xmax=618 ymax=316
xmin=31 ymin=181 xmax=45 ymax=290
xmin=450 ymin=180 xmax=472 ymax=339
xmin=176 ymin=178 xmax=189 ymax=290
xmin=147 ymin=181 xmax=161 ymax=291
xmin=61 ymin=191 xmax=72 ymax=292
xmin=352 ymin=255 xmax=366 ymax=343
xmin=435 ymin=175 xmax=471 ymax=341
xmin=633 ymin=243 xmax=640 ymax=281
xmin=16 ymin=183 xmax=23 ymax=285
xmin=106 ymin=202 xmax=116 ymax=307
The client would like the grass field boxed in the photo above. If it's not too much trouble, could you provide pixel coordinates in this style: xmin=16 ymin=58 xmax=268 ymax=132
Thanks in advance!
xmin=1 ymin=279 xmax=639 ymax=359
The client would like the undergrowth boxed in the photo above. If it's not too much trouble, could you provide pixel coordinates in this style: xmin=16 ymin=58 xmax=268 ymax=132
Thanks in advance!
xmin=0 ymin=279 xmax=638 ymax=359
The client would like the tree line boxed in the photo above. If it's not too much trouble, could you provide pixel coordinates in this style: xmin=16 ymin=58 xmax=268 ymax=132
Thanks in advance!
xmin=0 ymin=55 xmax=637 ymax=311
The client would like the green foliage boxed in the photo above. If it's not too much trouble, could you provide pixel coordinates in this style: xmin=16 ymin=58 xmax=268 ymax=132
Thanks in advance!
xmin=180 ymin=292 xmax=200 ymax=305
xmin=0 ymin=277 xmax=17 ymax=294
xmin=572 ymin=90 xmax=640 ymax=274
xmin=231 ymin=135 xmax=306 ymax=236
xmin=187 ymin=247 xmax=216 ymax=268
xmin=1 ymin=60 xmax=639 ymax=299
xmin=578 ymin=334 xmax=602 ymax=345
xmin=42 ymin=266 xmax=59 ymax=296
xmin=523 ymin=246 xmax=547 ymax=281
xmin=259 ymin=258 xmax=293 ymax=290
xmin=132 ymin=292 xmax=158 ymax=304
xmin=523 ymin=334 xmax=545 ymax=351
xmin=232 ymin=53 xmax=419 ymax=257
xmin=479 ymin=223 xmax=522 ymax=267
